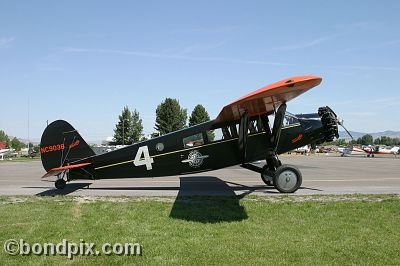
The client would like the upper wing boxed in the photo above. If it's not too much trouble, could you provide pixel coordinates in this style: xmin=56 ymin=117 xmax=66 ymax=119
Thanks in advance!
xmin=41 ymin=162 xmax=92 ymax=178
xmin=215 ymin=76 xmax=322 ymax=124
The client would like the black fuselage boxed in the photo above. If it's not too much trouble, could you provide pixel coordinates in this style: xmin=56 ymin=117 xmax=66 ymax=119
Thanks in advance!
xmin=69 ymin=112 xmax=329 ymax=180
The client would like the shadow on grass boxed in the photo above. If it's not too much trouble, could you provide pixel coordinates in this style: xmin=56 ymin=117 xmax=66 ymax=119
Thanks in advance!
xmin=33 ymin=182 xmax=92 ymax=196
xmin=169 ymin=176 xmax=248 ymax=223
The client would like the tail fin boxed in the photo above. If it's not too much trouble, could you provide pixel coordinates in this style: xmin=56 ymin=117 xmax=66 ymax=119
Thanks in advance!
xmin=40 ymin=120 xmax=95 ymax=172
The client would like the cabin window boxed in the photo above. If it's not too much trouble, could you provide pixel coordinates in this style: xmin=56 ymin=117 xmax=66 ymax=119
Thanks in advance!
xmin=222 ymin=127 xmax=231 ymax=139
xmin=183 ymin=133 xmax=204 ymax=148
xmin=249 ymin=120 xmax=257 ymax=134
xmin=229 ymin=124 xmax=239 ymax=137
xmin=206 ymin=128 xmax=225 ymax=143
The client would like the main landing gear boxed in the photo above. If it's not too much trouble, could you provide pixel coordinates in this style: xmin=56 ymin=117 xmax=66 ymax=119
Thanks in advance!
xmin=239 ymin=102 xmax=303 ymax=193
xmin=260 ymin=164 xmax=302 ymax=193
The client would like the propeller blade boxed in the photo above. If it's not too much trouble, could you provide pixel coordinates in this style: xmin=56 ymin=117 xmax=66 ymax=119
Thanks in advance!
xmin=337 ymin=119 xmax=354 ymax=140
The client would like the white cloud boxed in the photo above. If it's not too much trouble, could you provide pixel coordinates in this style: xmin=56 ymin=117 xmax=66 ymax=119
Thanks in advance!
xmin=61 ymin=47 xmax=400 ymax=71
xmin=264 ymin=34 xmax=337 ymax=53
xmin=0 ymin=37 xmax=15 ymax=47
xmin=61 ymin=47 xmax=294 ymax=66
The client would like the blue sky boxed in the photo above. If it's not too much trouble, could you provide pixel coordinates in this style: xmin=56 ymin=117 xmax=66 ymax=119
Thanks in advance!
xmin=1 ymin=1 xmax=400 ymax=142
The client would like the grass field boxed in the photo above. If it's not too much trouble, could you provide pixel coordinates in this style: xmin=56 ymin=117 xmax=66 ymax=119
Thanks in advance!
xmin=1 ymin=195 xmax=400 ymax=265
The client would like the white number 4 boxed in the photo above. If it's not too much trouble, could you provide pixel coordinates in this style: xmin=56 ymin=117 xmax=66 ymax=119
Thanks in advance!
xmin=133 ymin=146 xmax=154 ymax=170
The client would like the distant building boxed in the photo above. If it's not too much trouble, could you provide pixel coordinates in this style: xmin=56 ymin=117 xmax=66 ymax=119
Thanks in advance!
xmin=0 ymin=142 xmax=6 ymax=150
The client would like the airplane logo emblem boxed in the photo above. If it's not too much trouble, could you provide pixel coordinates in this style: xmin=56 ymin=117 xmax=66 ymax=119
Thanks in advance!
xmin=181 ymin=150 xmax=209 ymax=168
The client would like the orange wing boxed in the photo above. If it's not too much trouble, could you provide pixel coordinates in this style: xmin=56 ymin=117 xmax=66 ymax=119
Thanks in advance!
xmin=215 ymin=76 xmax=322 ymax=124
xmin=41 ymin=162 xmax=92 ymax=178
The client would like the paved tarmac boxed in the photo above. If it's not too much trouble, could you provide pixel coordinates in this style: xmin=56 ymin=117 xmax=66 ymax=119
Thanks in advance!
xmin=0 ymin=155 xmax=399 ymax=197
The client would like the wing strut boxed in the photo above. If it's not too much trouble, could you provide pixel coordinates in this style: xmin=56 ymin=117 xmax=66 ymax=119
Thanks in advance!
xmin=271 ymin=103 xmax=287 ymax=152
xmin=238 ymin=110 xmax=250 ymax=163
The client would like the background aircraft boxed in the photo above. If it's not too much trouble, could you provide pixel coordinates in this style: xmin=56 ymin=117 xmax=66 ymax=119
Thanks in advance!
xmin=40 ymin=76 xmax=340 ymax=193
xmin=339 ymin=145 xmax=400 ymax=157
xmin=363 ymin=146 xmax=400 ymax=157
xmin=338 ymin=146 xmax=367 ymax=157
xmin=0 ymin=148 xmax=16 ymax=160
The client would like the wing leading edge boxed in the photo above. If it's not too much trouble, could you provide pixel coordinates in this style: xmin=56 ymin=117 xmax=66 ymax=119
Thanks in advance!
xmin=215 ymin=76 xmax=322 ymax=124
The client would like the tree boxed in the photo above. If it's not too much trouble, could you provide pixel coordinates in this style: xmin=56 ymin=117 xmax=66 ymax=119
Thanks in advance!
xmin=360 ymin=134 xmax=373 ymax=145
xmin=155 ymin=98 xmax=187 ymax=135
xmin=113 ymin=106 xmax=143 ymax=145
xmin=10 ymin=137 xmax=26 ymax=151
xmin=0 ymin=130 xmax=10 ymax=148
xmin=189 ymin=104 xmax=214 ymax=141
xmin=189 ymin=104 xmax=210 ymax=126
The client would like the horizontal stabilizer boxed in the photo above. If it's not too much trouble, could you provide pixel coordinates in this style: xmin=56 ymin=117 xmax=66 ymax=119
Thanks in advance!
xmin=41 ymin=162 xmax=92 ymax=179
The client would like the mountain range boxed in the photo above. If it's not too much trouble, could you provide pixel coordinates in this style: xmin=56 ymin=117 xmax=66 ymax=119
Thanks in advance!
xmin=339 ymin=130 xmax=400 ymax=140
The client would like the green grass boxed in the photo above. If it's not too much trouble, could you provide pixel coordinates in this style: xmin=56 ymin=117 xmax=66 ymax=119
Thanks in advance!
xmin=1 ymin=195 xmax=400 ymax=265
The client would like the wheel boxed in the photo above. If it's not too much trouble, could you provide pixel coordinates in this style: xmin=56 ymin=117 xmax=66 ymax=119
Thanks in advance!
xmin=273 ymin=164 xmax=302 ymax=193
xmin=261 ymin=166 xmax=274 ymax=186
xmin=55 ymin=179 xmax=66 ymax=189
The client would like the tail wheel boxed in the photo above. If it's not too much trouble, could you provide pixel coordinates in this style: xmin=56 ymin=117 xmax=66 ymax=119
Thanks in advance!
xmin=261 ymin=166 xmax=274 ymax=186
xmin=55 ymin=179 xmax=66 ymax=190
xmin=273 ymin=164 xmax=302 ymax=193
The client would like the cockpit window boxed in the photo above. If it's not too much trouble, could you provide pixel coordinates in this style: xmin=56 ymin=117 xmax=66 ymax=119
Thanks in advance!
xmin=183 ymin=133 xmax=204 ymax=148
xmin=284 ymin=112 xmax=300 ymax=126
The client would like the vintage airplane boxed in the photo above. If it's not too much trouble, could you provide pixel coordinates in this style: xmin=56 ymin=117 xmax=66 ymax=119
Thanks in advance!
xmin=40 ymin=75 xmax=340 ymax=193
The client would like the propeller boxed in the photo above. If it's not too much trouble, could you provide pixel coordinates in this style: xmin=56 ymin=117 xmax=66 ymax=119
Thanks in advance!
xmin=337 ymin=118 xmax=354 ymax=141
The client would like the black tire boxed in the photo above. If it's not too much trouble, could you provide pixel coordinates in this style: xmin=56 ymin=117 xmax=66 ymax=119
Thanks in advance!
xmin=273 ymin=164 xmax=302 ymax=193
xmin=55 ymin=179 xmax=66 ymax=190
xmin=261 ymin=166 xmax=274 ymax=186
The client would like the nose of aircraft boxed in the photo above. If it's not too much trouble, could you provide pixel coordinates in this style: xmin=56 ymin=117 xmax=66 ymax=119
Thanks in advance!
xmin=318 ymin=106 xmax=339 ymax=142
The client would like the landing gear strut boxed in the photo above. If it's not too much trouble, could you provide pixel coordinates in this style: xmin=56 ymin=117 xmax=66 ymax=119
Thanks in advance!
xmin=240 ymin=102 xmax=303 ymax=193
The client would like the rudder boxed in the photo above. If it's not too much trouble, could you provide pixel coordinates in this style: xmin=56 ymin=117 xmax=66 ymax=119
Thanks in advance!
xmin=40 ymin=120 xmax=95 ymax=172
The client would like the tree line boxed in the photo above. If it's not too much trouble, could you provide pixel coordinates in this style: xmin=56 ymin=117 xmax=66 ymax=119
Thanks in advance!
xmin=1 ymin=99 xmax=210 ymax=149
xmin=0 ymin=130 xmax=28 ymax=151
xmin=326 ymin=134 xmax=400 ymax=146
xmin=113 ymin=98 xmax=211 ymax=145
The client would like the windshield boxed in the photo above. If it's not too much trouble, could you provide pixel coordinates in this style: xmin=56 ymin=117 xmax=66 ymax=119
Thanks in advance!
xmin=284 ymin=112 xmax=300 ymax=126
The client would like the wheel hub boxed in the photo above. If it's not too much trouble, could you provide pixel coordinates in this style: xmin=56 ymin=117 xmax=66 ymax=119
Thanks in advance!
xmin=277 ymin=170 xmax=297 ymax=190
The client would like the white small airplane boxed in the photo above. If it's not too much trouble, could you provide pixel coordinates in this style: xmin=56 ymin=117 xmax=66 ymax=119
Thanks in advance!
xmin=0 ymin=148 xmax=16 ymax=160
xmin=294 ymin=145 xmax=311 ymax=154
xmin=338 ymin=146 xmax=367 ymax=157
xmin=363 ymin=146 xmax=400 ymax=157
xmin=339 ymin=145 xmax=400 ymax=157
